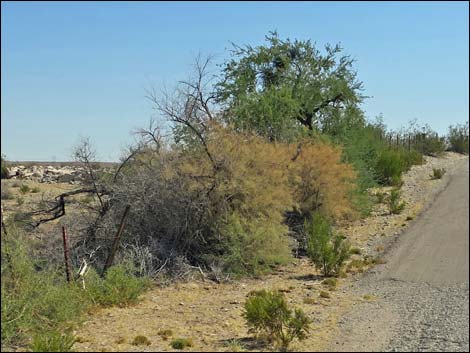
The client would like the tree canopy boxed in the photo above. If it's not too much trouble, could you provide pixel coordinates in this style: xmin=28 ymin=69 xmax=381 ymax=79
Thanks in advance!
xmin=216 ymin=31 xmax=366 ymax=141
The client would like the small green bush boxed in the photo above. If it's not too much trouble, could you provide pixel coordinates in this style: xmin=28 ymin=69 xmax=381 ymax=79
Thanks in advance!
xmin=350 ymin=247 xmax=362 ymax=255
xmin=31 ymin=330 xmax=76 ymax=352
xmin=389 ymin=189 xmax=406 ymax=214
xmin=430 ymin=168 xmax=446 ymax=180
xmin=218 ymin=213 xmax=292 ymax=276
xmin=170 ymin=337 xmax=193 ymax=350
xmin=19 ymin=184 xmax=30 ymax=194
xmin=1 ymin=228 xmax=89 ymax=349
xmin=305 ymin=214 xmax=351 ymax=277
xmin=85 ymin=264 xmax=150 ymax=307
xmin=243 ymin=289 xmax=310 ymax=350
xmin=375 ymin=148 xmax=423 ymax=186
xmin=131 ymin=335 xmax=151 ymax=346
xmin=1 ymin=226 xmax=151 ymax=351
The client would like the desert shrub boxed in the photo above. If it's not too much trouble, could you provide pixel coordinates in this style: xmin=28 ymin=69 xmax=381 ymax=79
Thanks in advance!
xmin=1 ymin=228 xmax=89 ymax=349
xmin=447 ymin=122 xmax=469 ymax=154
xmin=31 ymin=330 xmax=76 ymax=352
xmin=85 ymin=264 xmax=150 ymax=307
xmin=321 ymin=278 xmax=338 ymax=290
xmin=131 ymin=335 xmax=151 ymax=346
xmin=305 ymin=213 xmax=351 ymax=277
xmin=1 ymin=155 xmax=9 ymax=179
xmin=243 ymin=290 xmax=310 ymax=350
xmin=99 ymin=125 xmax=356 ymax=277
xmin=218 ymin=213 xmax=292 ymax=276
xmin=1 ymin=225 xmax=151 ymax=351
xmin=374 ymin=147 xmax=423 ymax=186
xmin=430 ymin=168 xmax=446 ymax=180
xmin=286 ymin=139 xmax=357 ymax=221
xmin=170 ymin=337 xmax=193 ymax=350
xmin=420 ymin=133 xmax=446 ymax=156
xmin=339 ymin=124 xmax=386 ymax=189
xmin=388 ymin=189 xmax=406 ymax=215
xmin=19 ymin=184 xmax=30 ymax=194
xmin=31 ymin=186 xmax=41 ymax=193
xmin=350 ymin=247 xmax=362 ymax=255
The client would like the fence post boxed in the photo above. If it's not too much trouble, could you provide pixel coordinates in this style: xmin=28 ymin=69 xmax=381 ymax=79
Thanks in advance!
xmin=62 ymin=226 xmax=72 ymax=283
xmin=101 ymin=205 xmax=131 ymax=277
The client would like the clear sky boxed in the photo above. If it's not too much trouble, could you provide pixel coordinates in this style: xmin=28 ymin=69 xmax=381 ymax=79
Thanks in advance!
xmin=1 ymin=1 xmax=469 ymax=161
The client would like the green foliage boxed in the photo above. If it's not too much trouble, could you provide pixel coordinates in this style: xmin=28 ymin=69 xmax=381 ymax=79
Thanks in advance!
xmin=243 ymin=290 xmax=310 ymax=350
xmin=31 ymin=330 xmax=76 ymax=352
xmin=430 ymin=168 xmax=446 ymax=180
xmin=388 ymin=189 xmax=406 ymax=214
xmin=216 ymin=31 xmax=364 ymax=141
xmin=350 ymin=247 xmax=362 ymax=255
xmin=375 ymin=147 xmax=422 ymax=186
xmin=19 ymin=184 xmax=30 ymax=194
xmin=31 ymin=186 xmax=41 ymax=193
xmin=1 ymin=226 xmax=150 ymax=351
xmin=170 ymin=337 xmax=193 ymax=350
xmin=447 ymin=122 xmax=469 ymax=154
xmin=131 ymin=335 xmax=151 ymax=346
xmin=85 ymin=264 xmax=151 ymax=307
xmin=1 ymin=155 xmax=9 ymax=179
xmin=218 ymin=213 xmax=292 ymax=276
xmin=305 ymin=213 xmax=351 ymax=277
xmin=1 ymin=229 xmax=88 ymax=350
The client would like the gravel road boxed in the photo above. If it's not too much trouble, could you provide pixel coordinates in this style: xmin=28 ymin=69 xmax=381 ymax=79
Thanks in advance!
xmin=328 ymin=158 xmax=469 ymax=352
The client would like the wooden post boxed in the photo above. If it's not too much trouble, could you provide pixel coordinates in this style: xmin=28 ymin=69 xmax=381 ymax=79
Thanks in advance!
xmin=62 ymin=226 xmax=72 ymax=283
xmin=101 ymin=205 xmax=131 ymax=277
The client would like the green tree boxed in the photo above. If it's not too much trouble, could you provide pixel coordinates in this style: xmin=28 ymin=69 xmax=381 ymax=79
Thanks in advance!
xmin=216 ymin=31 xmax=366 ymax=141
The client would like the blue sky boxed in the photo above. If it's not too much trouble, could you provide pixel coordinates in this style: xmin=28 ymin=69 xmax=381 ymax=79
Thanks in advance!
xmin=1 ymin=1 xmax=468 ymax=161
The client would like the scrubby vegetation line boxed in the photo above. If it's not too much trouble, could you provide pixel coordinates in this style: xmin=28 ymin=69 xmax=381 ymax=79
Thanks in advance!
xmin=1 ymin=32 xmax=469 ymax=352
